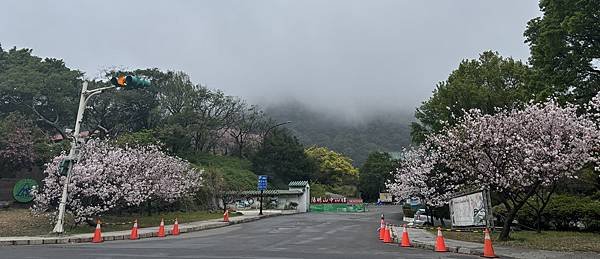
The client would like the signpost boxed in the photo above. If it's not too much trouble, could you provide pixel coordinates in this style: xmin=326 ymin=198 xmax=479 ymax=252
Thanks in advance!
xmin=258 ymin=175 xmax=267 ymax=215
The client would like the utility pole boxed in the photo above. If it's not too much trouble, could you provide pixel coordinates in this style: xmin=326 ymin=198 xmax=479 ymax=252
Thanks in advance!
xmin=52 ymin=81 xmax=117 ymax=233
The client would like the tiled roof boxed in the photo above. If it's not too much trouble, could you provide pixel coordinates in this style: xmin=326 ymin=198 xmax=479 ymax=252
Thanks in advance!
xmin=288 ymin=181 xmax=309 ymax=187
xmin=237 ymin=189 xmax=303 ymax=196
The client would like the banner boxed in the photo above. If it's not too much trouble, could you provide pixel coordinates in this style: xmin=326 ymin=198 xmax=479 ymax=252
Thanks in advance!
xmin=311 ymin=197 xmax=347 ymax=203
xmin=449 ymin=191 xmax=488 ymax=227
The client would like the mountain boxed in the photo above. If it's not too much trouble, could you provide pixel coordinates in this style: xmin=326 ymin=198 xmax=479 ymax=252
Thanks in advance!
xmin=265 ymin=101 xmax=413 ymax=166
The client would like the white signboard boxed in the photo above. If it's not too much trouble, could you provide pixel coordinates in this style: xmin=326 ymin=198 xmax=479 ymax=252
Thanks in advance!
xmin=449 ymin=191 xmax=488 ymax=227
xmin=379 ymin=193 xmax=392 ymax=203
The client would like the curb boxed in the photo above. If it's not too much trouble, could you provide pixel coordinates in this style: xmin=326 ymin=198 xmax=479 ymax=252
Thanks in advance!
xmin=0 ymin=212 xmax=297 ymax=246
xmin=388 ymin=226 xmax=514 ymax=259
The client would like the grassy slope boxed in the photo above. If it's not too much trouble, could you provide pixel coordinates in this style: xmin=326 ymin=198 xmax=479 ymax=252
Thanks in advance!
xmin=188 ymin=153 xmax=257 ymax=190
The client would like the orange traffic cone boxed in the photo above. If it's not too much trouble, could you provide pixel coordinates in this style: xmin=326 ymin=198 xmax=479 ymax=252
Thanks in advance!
xmin=223 ymin=209 xmax=229 ymax=222
xmin=400 ymin=224 xmax=412 ymax=247
xmin=130 ymin=219 xmax=139 ymax=240
xmin=92 ymin=220 xmax=103 ymax=243
xmin=483 ymin=229 xmax=498 ymax=258
xmin=172 ymin=218 xmax=180 ymax=235
xmin=435 ymin=227 xmax=448 ymax=252
xmin=157 ymin=218 xmax=166 ymax=237
xmin=383 ymin=225 xmax=392 ymax=243
xmin=379 ymin=218 xmax=385 ymax=240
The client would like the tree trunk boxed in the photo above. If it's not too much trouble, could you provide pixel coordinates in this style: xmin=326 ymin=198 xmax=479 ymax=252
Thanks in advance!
xmin=536 ymin=211 xmax=542 ymax=233
xmin=499 ymin=208 xmax=516 ymax=241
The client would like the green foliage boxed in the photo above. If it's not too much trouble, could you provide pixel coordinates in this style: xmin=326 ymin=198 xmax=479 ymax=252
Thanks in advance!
xmin=543 ymin=194 xmax=600 ymax=231
xmin=310 ymin=182 xmax=328 ymax=198
xmin=309 ymin=182 xmax=357 ymax=198
xmin=305 ymin=146 xmax=358 ymax=186
xmin=411 ymin=51 xmax=532 ymax=143
xmin=358 ymin=152 xmax=396 ymax=202
xmin=115 ymin=129 xmax=160 ymax=147
xmin=187 ymin=153 xmax=257 ymax=190
xmin=0 ymin=45 xmax=83 ymax=138
xmin=251 ymin=129 xmax=315 ymax=188
xmin=304 ymin=146 xmax=359 ymax=197
xmin=525 ymin=0 xmax=600 ymax=105
xmin=498 ymin=194 xmax=600 ymax=232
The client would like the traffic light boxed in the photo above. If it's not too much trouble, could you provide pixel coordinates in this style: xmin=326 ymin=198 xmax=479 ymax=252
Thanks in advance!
xmin=110 ymin=75 xmax=151 ymax=89
xmin=58 ymin=159 xmax=72 ymax=176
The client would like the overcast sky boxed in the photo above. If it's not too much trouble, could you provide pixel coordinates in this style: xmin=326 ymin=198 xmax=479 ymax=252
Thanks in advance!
xmin=1 ymin=1 xmax=541 ymax=118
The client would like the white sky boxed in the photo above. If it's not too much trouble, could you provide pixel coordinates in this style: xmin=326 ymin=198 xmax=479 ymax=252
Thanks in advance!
xmin=0 ymin=0 xmax=541 ymax=118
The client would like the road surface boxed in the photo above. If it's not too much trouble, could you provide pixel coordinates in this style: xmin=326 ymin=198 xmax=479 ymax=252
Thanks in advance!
xmin=1 ymin=206 xmax=475 ymax=259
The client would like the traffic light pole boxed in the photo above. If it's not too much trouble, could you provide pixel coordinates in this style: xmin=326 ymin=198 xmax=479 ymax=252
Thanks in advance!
xmin=52 ymin=81 xmax=116 ymax=234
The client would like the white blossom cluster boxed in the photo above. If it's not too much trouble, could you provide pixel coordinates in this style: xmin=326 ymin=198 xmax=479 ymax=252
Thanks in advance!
xmin=32 ymin=139 xmax=203 ymax=223
xmin=386 ymin=145 xmax=456 ymax=207
xmin=388 ymin=96 xmax=600 ymax=206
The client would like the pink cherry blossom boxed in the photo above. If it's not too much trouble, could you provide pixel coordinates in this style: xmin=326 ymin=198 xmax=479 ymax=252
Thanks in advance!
xmin=32 ymin=139 xmax=203 ymax=223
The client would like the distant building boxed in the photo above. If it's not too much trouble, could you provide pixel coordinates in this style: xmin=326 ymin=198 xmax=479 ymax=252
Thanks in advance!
xmin=232 ymin=181 xmax=310 ymax=213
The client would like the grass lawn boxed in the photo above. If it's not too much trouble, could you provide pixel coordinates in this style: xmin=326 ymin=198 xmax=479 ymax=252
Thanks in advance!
xmin=0 ymin=208 xmax=241 ymax=237
xmin=427 ymin=229 xmax=600 ymax=253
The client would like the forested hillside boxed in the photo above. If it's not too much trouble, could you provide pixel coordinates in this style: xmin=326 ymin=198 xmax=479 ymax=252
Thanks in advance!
xmin=265 ymin=100 xmax=413 ymax=165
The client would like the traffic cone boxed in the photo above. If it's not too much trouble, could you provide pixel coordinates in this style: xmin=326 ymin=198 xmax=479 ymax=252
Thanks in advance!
xmin=157 ymin=218 xmax=166 ymax=237
xmin=92 ymin=220 xmax=103 ymax=243
xmin=379 ymin=218 xmax=385 ymax=240
xmin=383 ymin=225 xmax=392 ymax=243
xmin=400 ymin=224 xmax=412 ymax=247
xmin=435 ymin=227 xmax=448 ymax=252
xmin=483 ymin=228 xmax=498 ymax=258
xmin=172 ymin=218 xmax=180 ymax=235
xmin=130 ymin=219 xmax=139 ymax=240
xmin=223 ymin=209 xmax=229 ymax=222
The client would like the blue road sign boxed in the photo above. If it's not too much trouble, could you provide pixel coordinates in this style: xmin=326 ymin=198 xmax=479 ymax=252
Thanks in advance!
xmin=258 ymin=175 xmax=268 ymax=191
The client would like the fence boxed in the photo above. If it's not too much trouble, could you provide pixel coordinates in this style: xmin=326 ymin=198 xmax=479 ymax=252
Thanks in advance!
xmin=309 ymin=203 xmax=367 ymax=213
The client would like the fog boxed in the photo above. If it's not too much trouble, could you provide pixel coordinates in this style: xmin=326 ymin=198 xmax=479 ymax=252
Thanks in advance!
xmin=0 ymin=0 xmax=541 ymax=118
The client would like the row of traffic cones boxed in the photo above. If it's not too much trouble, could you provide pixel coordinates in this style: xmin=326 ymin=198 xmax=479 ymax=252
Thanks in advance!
xmin=92 ymin=218 xmax=181 ymax=243
xmin=93 ymin=209 xmax=230 ymax=243
xmin=377 ymin=214 xmax=497 ymax=258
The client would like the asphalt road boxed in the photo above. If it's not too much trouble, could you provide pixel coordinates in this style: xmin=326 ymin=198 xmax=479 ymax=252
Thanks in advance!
xmin=1 ymin=206 xmax=475 ymax=259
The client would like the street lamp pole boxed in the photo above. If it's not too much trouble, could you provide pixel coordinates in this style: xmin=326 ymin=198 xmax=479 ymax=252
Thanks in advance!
xmin=52 ymin=81 xmax=116 ymax=234
xmin=259 ymin=190 xmax=264 ymax=215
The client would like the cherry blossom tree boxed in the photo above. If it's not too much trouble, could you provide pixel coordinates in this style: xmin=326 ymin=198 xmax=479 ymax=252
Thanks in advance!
xmin=33 ymin=139 xmax=202 ymax=224
xmin=0 ymin=114 xmax=36 ymax=175
xmin=386 ymin=144 xmax=458 ymax=225
xmin=429 ymin=99 xmax=600 ymax=240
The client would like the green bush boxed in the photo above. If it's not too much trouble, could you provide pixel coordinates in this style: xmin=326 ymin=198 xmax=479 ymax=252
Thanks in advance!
xmin=543 ymin=195 xmax=600 ymax=231
xmin=496 ymin=194 xmax=600 ymax=231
